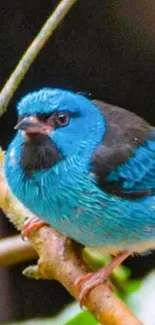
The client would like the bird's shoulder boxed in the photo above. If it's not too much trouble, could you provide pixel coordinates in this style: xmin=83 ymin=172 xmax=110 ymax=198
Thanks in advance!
xmin=91 ymin=100 xmax=155 ymax=198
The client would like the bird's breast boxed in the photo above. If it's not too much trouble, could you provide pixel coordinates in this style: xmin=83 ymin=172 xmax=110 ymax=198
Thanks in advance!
xmin=5 ymin=150 xmax=155 ymax=251
xmin=19 ymin=176 xmax=155 ymax=251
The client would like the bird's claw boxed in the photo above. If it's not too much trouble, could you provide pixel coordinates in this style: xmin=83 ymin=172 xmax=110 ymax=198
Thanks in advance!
xmin=75 ymin=269 xmax=113 ymax=306
xmin=22 ymin=216 xmax=46 ymax=239
xmin=74 ymin=250 xmax=130 ymax=306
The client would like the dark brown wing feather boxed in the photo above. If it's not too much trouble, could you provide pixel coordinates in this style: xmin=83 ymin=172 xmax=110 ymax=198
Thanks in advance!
xmin=92 ymin=100 xmax=155 ymax=199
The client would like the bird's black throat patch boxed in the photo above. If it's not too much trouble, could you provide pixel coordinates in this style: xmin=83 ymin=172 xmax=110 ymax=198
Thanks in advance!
xmin=20 ymin=134 xmax=62 ymax=176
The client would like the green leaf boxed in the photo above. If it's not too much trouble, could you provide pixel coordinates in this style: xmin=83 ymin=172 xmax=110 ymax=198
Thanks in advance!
xmin=125 ymin=279 xmax=141 ymax=294
xmin=64 ymin=309 xmax=99 ymax=325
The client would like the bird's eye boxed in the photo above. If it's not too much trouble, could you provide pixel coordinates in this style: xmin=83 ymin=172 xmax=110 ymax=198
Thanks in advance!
xmin=55 ymin=113 xmax=70 ymax=127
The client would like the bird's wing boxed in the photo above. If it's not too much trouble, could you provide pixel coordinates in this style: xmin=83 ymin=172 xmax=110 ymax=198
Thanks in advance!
xmin=92 ymin=100 xmax=155 ymax=199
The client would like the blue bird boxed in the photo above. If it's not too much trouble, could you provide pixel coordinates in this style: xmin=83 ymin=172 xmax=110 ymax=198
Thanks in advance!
xmin=4 ymin=88 xmax=155 ymax=302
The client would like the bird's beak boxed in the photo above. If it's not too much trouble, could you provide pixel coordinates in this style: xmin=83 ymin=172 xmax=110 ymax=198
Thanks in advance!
xmin=14 ymin=116 xmax=52 ymax=135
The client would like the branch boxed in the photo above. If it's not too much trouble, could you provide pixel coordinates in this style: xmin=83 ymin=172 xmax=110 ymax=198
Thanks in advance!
xmin=0 ymin=148 xmax=142 ymax=325
xmin=0 ymin=0 xmax=77 ymax=117
xmin=0 ymin=235 xmax=37 ymax=267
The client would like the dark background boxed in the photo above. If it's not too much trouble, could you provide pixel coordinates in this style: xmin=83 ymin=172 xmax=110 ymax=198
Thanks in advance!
xmin=0 ymin=0 xmax=155 ymax=323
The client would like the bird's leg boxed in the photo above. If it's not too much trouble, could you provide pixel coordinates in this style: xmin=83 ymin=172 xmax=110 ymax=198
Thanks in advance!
xmin=75 ymin=250 xmax=130 ymax=305
xmin=22 ymin=216 xmax=47 ymax=239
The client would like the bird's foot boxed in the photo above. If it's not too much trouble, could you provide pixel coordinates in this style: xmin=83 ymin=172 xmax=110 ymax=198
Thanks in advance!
xmin=22 ymin=216 xmax=47 ymax=239
xmin=75 ymin=250 xmax=130 ymax=306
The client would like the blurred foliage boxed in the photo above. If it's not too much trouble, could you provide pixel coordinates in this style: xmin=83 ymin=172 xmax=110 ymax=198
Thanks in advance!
xmin=6 ymin=249 xmax=155 ymax=325
xmin=5 ymin=303 xmax=99 ymax=325
xmin=126 ymin=271 xmax=155 ymax=325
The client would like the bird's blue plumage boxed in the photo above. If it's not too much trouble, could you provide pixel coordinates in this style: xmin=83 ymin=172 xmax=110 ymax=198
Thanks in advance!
xmin=4 ymin=88 xmax=155 ymax=252
xmin=106 ymin=138 xmax=155 ymax=191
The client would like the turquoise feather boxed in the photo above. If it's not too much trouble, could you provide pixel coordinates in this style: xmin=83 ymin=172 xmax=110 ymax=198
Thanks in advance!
xmin=4 ymin=88 xmax=155 ymax=252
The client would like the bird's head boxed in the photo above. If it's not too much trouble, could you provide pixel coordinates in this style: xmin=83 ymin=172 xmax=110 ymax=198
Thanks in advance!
xmin=6 ymin=88 xmax=105 ymax=177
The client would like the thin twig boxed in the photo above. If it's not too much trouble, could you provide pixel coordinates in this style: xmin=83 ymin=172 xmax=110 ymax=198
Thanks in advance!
xmin=0 ymin=148 xmax=143 ymax=325
xmin=0 ymin=0 xmax=77 ymax=117
xmin=0 ymin=235 xmax=37 ymax=266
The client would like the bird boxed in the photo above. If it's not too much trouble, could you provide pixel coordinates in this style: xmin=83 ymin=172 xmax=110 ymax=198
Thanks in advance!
xmin=4 ymin=88 xmax=155 ymax=303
